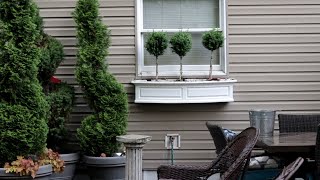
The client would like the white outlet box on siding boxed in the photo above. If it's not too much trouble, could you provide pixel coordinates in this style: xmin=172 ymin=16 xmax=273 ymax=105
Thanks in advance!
xmin=132 ymin=78 xmax=237 ymax=104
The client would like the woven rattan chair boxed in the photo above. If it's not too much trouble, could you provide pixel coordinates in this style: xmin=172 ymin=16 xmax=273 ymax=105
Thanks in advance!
xmin=157 ymin=127 xmax=259 ymax=180
xmin=205 ymin=122 xmax=228 ymax=155
xmin=274 ymin=157 xmax=304 ymax=180
xmin=316 ymin=125 xmax=320 ymax=179
xmin=278 ymin=114 xmax=320 ymax=133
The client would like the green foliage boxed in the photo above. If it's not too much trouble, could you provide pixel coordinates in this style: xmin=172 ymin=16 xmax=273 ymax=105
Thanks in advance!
xmin=145 ymin=32 xmax=168 ymax=59
xmin=0 ymin=103 xmax=48 ymax=166
xmin=38 ymin=34 xmax=65 ymax=87
xmin=202 ymin=30 xmax=224 ymax=51
xmin=73 ymin=0 xmax=128 ymax=156
xmin=46 ymin=82 xmax=75 ymax=152
xmin=0 ymin=0 xmax=49 ymax=166
xmin=170 ymin=32 xmax=192 ymax=58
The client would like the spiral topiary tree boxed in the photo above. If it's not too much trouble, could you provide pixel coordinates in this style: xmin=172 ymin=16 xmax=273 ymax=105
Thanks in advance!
xmin=145 ymin=32 xmax=168 ymax=80
xmin=170 ymin=32 xmax=192 ymax=81
xmin=202 ymin=30 xmax=224 ymax=80
xmin=73 ymin=0 xmax=128 ymax=157
xmin=0 ymin=0 xmax=49 ymax=166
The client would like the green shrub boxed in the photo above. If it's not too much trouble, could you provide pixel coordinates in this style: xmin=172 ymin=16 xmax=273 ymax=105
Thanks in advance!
xmin=46 ymin=82 xmax=75 ymax=152
xmin=202 ymin=30 xmax=224 ymax=79
xmin=38 ymin=34 xmax=65 ymax=87
xmin=73 ymin=0 xmax=128 ymax=156
xmin=0 ymin=0 xmax=49 ymax=165
xmin=145 ymin=32 xmax=168 ymax=80
xmin=170 ymin=32 xmax=192 ymax=81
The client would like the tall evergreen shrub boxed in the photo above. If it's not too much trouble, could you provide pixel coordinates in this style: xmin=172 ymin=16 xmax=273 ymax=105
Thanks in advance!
xmin=0 ymin=0 xmax=49 ymax=166
xmin=73 ymin=0 xmax=128 ymax=156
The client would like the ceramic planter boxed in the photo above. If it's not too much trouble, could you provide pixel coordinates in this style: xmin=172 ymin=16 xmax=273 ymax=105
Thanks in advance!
xmin=132 ymin=78 xmax=237 ymax=103
xmin=83 ymin=155 xmax=125 ymax=180
xmin=50 ymin=152 xmax=80 ymax=180
xmin=0 ymin=164 xmax=52 ymax=180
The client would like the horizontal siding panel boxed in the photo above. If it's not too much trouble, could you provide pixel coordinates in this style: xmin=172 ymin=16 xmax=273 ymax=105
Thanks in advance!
xmin=143 ymin=160 xmax=212 ymax=169
xmin=229 ymin=5 xmax=320 ymax=15
xmin=43 ymin=18 xmax=134 ymax=27
xmin=234 ymin=92 xmax=320 ymax=101
xmin=228 ymin=0 xmax=320 ymax=5
xmin=229 ymin=34 xmax=320 ymax=44
xmin=56 ymin=65 xmax=135 ymax=75
xmin=229 ymin=15 xmax=320 ymax=25
xmin=44 ymin=27 xmax=134 ymax=36
xmin=144 ymin=141 xmax=214 ymax=150
xmin=231 ymin=72 xmax=320 ymax=82
xmin=55 ymin=75 xmax=135 ymax=84
xmin=60 ymin=56 xmax=135 ymax=65
xmin=229 ymin=25 xmax=320 ymax=34
xmin=229 ymin=53 xmax=320 ymax=63
xmin=36 ymin=0 xmax=134 ymax=8
xmin=230 ymin=44 xmax=320 ymax=54
xmin=40 ymin=8 xmax=134 ymax=18
xmin=57 ymin=36 xmax=134 ymax=46
xmin=63 ymin=46 xmax=135 ymax=56
xmin=229 ymin=63 xmax=320 ymax=72
xmin=143 ymin=150 xmax=215 ymax=160
xmin=235 ymin=82 xmax=320 ymax=92
xmin=72 ymin=102 xmax=320 ymax=113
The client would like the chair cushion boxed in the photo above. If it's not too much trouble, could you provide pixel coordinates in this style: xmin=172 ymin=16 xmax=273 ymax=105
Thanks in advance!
xmin=249 ymin=156 xmax=279 ymax=169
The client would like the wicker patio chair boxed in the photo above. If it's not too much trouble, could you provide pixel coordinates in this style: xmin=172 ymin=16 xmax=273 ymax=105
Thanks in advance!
xmin=205 ymin=122 xmax=228 ymax=155
xmin=316 ymin=125 xmax=320 ymax=179
xmin=157 ymin=127 xmax=259 ymax=180
xmin=278 ymin=114 xmax=320 ymax=133
xmin=274 ymin=157 xmax=304 ymax=180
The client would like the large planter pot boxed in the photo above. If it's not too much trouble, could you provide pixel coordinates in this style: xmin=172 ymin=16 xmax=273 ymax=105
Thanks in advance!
xmin=83 ymin=155 xmax=125 ymax=180
xmin=0 ymin=164 xmax=52 ymax=180
xmin=50 ymin=152 xmax=80 ymax=180
xmin=132 ymin=78 xmax=237 ymax=103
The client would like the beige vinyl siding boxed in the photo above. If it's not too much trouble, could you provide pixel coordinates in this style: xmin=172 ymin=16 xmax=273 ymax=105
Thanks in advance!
xmin=37 ymin=0 xmax=320 ymax=170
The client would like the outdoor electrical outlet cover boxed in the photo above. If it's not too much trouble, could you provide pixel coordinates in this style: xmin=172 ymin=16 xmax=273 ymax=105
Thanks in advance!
xmin=165 ymin=134 xmax=181 ymax=149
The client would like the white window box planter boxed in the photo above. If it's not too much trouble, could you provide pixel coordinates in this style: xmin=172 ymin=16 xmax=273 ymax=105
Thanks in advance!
xmin=132 ymin=78 xmax=237 ymax=104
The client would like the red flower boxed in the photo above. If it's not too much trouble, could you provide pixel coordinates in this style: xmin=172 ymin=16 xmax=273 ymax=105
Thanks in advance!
xmin=50 ymin=76 xmax=61 ymax=84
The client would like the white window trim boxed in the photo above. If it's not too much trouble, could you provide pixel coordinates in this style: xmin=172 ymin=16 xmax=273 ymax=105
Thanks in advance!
xmin=136 ymin=0 xmax=228 ymax=79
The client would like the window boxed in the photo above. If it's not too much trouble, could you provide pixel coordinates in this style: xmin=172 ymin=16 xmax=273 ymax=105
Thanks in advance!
xmin=136 ymin=0 xmax=227 ymax=78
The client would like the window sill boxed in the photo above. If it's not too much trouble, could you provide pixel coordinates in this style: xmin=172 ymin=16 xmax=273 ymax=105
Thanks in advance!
xmin=132 ymin=78 xmax=237 ymax=104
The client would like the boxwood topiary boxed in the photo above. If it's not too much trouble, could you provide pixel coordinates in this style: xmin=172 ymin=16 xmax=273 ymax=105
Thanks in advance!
xmin=145 ymin=32 xmax=168 ymax=80
xmin=169 ymin=32 xmax=192 ymax=81
xmin=73 ymin=0 xmax=128 ymax=157
xmin=0 ymin=0 xmax=49 ymax=166
xmin=202 ymin=30 xmax=224 ymax=80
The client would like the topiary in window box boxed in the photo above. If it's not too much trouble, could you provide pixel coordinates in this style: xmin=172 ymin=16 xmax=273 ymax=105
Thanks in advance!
xmin=145 ymin=31 xmax=168 ymax=81
xmin=169 ymin=31 xmax=192 ymax=81
xmin=202 ymin=29 xmax=224 ymax=80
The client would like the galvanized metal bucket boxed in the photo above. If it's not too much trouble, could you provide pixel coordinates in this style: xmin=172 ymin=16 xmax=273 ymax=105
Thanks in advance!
xmin=249 ymin=110 xmax=276 ymax=137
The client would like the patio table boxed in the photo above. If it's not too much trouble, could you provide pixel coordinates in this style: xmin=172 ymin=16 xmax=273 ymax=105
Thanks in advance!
xmin=256 ymin=132 xmax=317 ymax=154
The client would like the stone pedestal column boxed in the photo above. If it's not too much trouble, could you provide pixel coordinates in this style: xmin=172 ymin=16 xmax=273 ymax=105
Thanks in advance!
xmin=117 ymin=135 xmax=152 ymax=180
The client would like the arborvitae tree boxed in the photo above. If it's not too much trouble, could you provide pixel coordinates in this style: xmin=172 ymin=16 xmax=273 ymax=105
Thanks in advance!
xmin=170 ymin=32 xmax=192 ymax=81
xmin=145 ymin=32 xmax=168 ymax=80
xmin=73 ymin=0 xmax=128 ymax=156
xmin=202 ymin=30 xmax=224 ymax=80
xmin=0 ymin=0 xmax=49 ymax=166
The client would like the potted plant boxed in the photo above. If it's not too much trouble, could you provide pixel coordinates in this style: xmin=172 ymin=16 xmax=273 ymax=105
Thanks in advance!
xmin=0 ymin=0 xmax=52 ymax=179
xmin=36 ymin=12 xmax=79 ymax=180
xmin=145 ymin=31 xmax=169 ymax=81
xmin=73 ymin=0 xmax=129 ymax=179
xmin=202 ymin=29 xmax=224 ymax=80
xmin=169 ymin=31 xmax=192 ymax=81
xmin=132 ymin=29 xmax=236 ymax=103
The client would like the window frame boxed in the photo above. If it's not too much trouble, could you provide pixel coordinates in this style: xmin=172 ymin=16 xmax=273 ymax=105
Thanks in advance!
xmin=136 ymin=0 xmax=228 ymax=78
